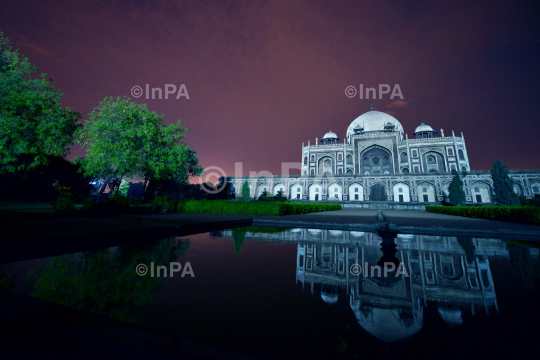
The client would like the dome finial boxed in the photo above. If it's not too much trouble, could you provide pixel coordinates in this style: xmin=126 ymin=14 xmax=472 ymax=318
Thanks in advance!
xmin=371 ymin=102 xmax=374 ymax=111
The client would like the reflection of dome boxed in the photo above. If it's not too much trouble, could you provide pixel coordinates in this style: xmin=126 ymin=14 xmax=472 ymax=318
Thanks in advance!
xmin=347 ymin=110 xmax=404 ymax=141
xmin=308 ymin=229 xmax=321 ymax=235
xmin=322 ymin=131 xmax=338 ymax=139
xmin=291 ymin=228 xmax=302 ymax=233
xmin=329 ymin=230 xmax=343 ymax=236
xmin=321 ymin=292 xmax=339 ymax=305
xmin=438 ymin=308 xmax=463 ymax=328
xmin=350 ymin=231 xmax=365 ymax=237
xmin=352 ymin=305 xmax=423 ymax=343
xmin=397 ymin=234 xmax=415 ymax=241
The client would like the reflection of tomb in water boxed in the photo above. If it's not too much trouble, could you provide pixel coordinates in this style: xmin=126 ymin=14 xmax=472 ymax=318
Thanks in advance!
xmin=215 ymin=228 xmax=522 ymax=343
xmin=295 ymin=231 xmax=500 ymax=342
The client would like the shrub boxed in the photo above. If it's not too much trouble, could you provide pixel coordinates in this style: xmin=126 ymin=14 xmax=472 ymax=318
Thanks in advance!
xmin=274 ymin=190 xmax=287 ymax=202
xmin=258 ymin=191 xmax=276 ymax=202
xmin=165 ymin=199 xmax=179 ymax=213
xmin=176 ymin=200 xmax=341 ymax=216
xmin=176 ymin=200 xmax=189 ymax=213
xmin=107 ymin=194 xmax=133 ymax=208
xmin=79 ymin=194 xmax=148 ymax=216
xmin=152 ymin=196 xmax=167 ymax=212
xmin=426 ymin=205 xmax=540 ymax=226
xmin=50 ymin=196 xmax=75 ymax=214
xmin=520 ymin=195 xmax=540 ymax=207
xmin=82 ymin=198 xmax=95 ymax=210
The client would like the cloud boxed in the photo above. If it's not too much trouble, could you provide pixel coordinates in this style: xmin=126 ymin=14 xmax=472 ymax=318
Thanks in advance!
xmin=386 ymin=100 xmax=408 ymax=108
xmin=22 ymin=43 xmax=52 ymax=56
xmin=20 ymin=42 xmax=64 ymax=64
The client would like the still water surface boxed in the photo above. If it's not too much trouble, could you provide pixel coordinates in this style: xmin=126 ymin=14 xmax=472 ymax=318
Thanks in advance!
xmin=3 ymin=227 xmax=540 ymax=359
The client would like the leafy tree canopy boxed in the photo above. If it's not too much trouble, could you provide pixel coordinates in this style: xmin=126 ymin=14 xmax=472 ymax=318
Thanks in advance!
xmin=75 ymin=97 xmax=202 ymax=196
xmin=0 ymin=31 xmax=81 ymax=173
xmin=144 ymin=147 xmax=204 ymax=200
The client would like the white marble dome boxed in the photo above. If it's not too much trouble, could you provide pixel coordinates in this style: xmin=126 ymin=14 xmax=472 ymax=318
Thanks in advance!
xmin=322 ymin=131 xmax=338 ymax=139
xmin=414 ymin=123 xmax=435 ymax=134
xmin=347 ymin=110 xmax=404 ymax=141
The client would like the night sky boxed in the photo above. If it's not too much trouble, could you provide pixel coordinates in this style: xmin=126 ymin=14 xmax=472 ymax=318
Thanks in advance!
xmin=2 ymin=0 xmax=539 ymax=181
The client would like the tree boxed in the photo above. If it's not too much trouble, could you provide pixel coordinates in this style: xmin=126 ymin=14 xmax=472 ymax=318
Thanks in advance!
xmin=236 ymin=180 xmax=251 ymax=202
xmin=232 ymin=230 xmax=246 ymax=254
xmin=275 ymin=189 xmax=287 ymax=201
xmin=118 ymin=179 xmax=131 ymax=197
xmin=75 ymin=97 xmax=202 ymax=202
xmin=258 ymin=191 xmax=274 ymax=202
xmin=506 ymin=243 xmax=540 ymax=290
xmin=143 ymin=147 xmax=203 ymax=200
xmin=491 ymin=159 xmax=520 ymax=206
xmin=214 ymin=176 xmax=235 ymax=200
xmin=0 ymin=154 xmax=92 ymax=202
xmin=0 ymin=31 xmax=80 ymax=173
xmin=30 ymin=237 xmax=190 ymax=323
xmin=448 ymin=170 xmax=466 ymax=205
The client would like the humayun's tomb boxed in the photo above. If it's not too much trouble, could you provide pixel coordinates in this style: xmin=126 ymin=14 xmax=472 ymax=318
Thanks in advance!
xmin=231 ymin=105 xmax=540 ymax=207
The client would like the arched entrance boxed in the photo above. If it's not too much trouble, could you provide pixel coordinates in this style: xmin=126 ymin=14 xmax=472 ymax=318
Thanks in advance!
xmin=360 ymin=146 xmax=393 ymax=175
xmin=370 ymin=184 xmax=386 ymax=201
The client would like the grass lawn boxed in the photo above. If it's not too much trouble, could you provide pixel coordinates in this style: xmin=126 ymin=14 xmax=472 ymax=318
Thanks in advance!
xmin=0 ymin=202 xmax=83 ymax=214
xmin=426 ymin=205 xmax=540 ymax=226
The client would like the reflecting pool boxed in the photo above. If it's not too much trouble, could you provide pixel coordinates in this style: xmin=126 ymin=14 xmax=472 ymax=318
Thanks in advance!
xmin=2 ymin=228 xmax=540 ymax=359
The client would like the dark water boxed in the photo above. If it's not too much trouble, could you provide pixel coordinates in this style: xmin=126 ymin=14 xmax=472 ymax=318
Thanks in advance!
xmin=2 ymin=228 xmax=540 ymax=359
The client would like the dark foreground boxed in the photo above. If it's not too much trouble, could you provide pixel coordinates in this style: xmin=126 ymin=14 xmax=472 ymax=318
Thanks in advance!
xmin=1 ymin=228 xmax=540 ymax=359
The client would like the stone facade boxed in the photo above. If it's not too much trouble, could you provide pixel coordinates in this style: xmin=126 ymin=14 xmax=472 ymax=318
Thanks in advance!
xmin=231 ymin=109 xmax=540 ymax=204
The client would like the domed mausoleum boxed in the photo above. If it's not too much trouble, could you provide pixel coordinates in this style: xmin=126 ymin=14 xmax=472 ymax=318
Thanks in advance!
xmin=232 ymin=105 xmax=540 ymax=206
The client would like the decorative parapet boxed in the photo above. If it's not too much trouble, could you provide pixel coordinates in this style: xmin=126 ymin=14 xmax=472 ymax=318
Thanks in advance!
xmin=303 ymin=143 xmax=352 ymax=150
xmin=401 ymin=136 xmax=463 ymax=144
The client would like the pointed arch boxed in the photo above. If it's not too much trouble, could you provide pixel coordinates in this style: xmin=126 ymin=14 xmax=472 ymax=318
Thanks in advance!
xmin=327 ymin=183 xmax=343 ymax=200
xmin=470 ymin=181 xmax=492 ymax=203
xmin=348 ymin=183 xmax=364 ymax=201
xmin=308 ymin=183 xmax=323 ymax=201
xmin=393 ymin=183 xmax=410 ymax=202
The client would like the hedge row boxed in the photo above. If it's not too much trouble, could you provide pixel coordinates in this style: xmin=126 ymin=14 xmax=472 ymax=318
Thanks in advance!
xmin=176 ymin=200 xmax=341 ymax=216
xmin=425 ymin=206 xmax=540 ymax=226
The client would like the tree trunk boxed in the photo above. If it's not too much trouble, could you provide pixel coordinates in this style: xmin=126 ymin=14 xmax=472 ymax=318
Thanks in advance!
xmin=115 ymin=177 xmax=123 ymax=195
xmin=142 ymin=177 xmax=149 ymax=200
xmin=142 ymin=177 xmax=151 ymax=201
xmin=96 ymin=176 xmax=111 ymax=203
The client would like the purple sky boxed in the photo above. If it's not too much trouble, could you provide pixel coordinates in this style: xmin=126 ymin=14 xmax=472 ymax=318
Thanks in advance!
xmin=2 ymin=0 xmax=539 ymax=182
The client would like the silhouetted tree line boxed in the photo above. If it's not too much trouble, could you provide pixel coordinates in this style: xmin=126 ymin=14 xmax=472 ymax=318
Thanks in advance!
xmin=0 ymin=154 xmax=92 ymax=202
